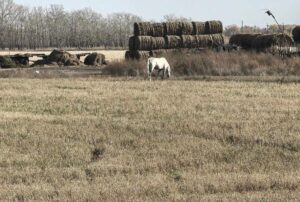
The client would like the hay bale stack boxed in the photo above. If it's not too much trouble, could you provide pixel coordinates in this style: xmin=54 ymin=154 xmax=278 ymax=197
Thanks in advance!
xmin=181 ymin=35 xmax=198 ymax=48
xmin=205 ymin=20 xmax=223 ymax=34
xmin=165 ymin=35 xmax=182 ymax=49
xmin=134 ymin=22 xmax=153 ymax=36
xmin=292 ymin=26 xmax=300 ymax=43
xmin=181 ymin=22 xmax=194 ymax=35
xmin=194 ymin=35 xmax=213 ymax=47
xmin=152 ymin=23 xmax=165 ymax=37
xmin=211 ymin=34 xmax=225 ymax=46
xmin=0 ymin=56 xmax=17 ymax=68
xmin=134 ymin=36 xmax=153 ymax=50
xmin=47 ymin=49 xmax=80 ymax=66
xmin=125 ymin=50 xmax=150 ymax=60
xmin=252 ymin=34 xmax=294 ymax=50
xmin=163 ymin=22 xmax=182 ymax=36
xmin=84 ymin=53 xmax=106 ymax=66
xmin=152 ymin=37 xmax=166 ymax=49
xmin=229 ymin=34 xmax=261 ymax=49
xmin=192 ymin=21 xmax=206 ymax=35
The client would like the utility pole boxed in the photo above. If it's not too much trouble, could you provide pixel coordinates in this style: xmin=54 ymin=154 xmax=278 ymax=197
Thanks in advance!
xmin=241 ymin=20 xmax=244 ymax=33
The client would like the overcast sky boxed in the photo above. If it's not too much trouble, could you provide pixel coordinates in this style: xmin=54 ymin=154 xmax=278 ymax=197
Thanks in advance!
xmin=14 ymin=0 xmax=299 ymax=27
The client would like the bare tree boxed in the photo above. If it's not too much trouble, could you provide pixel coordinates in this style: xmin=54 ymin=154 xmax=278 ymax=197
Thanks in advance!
xmin=0 ymin=0 xmax=143 ymax=49
xmin=163 ymin=14 xmax=191 ymax=22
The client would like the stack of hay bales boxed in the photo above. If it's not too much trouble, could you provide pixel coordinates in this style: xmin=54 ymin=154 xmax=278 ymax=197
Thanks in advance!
xmin=230 ymin=33 xmax=294 ymax=50
xmin=126 ymin=20 xmax=224 ymax=60
xmin=292 ymin=26 xmax=300 ymax=43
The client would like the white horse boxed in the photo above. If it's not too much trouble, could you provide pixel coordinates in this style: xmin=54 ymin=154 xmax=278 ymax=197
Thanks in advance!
xmin=147 ymin=57 xmax=171 ymax=81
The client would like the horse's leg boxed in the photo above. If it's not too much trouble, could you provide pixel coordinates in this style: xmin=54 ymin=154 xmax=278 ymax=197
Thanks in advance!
xmin=148 ymin=61 xmax=153 ymax=81
xmin=162 ymin=67 xmax=166 ymax=80
xmin=167 ymin=68 xmax=170 ymax=79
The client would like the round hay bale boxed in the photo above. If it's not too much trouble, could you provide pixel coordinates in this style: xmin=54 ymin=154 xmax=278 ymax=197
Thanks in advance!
xmin=125 ymin=51 xmax=134 ymax=60
xmin=134 ymin=36 xmax=153 ymax=50
xmin=150 ymin=49 xmax=168 ymax=57
xmin=129 ymin=36 xmax=136 ymax=51
xmin=211 ymin=34 xmax=225 ymax=47
xmin=252 ymin=34 xmax=294 ymax=50
xmin=65 ymin=56 xmax=80 ymax=66
xmin=152 ymin=37 xmax=166 ymax=49
xmin=152 ymin=23 xmax=165 ymax=37
xmin=84 ymin=53 xmax=106 ymax=66
xmin=0 ymin=56 xmax=17 ymax=68
xmin=150 ymin=49 xmax=177 ymax=57
xmin=47 ymin=49 xmax=80 ymax=66
xmin=194 ymin=35 xmax=213 ymax=48
xmin=180 ymin=22 xmax=194 ymax=35
xmin=12 ymin=54 xmax=30 ymax=66
xmin=181 ymin=35 xmax=198 ymax=48
xmin=31 ymin=59 xmax=46 ymax=67
xmin=163 ymin=22 xmax=182 ymax=36
xmin=229 ymin=34 xmax=261 ymax=49
xmin=125 ymin=50 xmax=150 ymax=60
xmin=134 ymin=22 xmax=153 ymax=36
xmin=205 ymin=20 xmax=223 ymax=34
xmin=47 ymin=49 xmax=69 ymax=64
xmin=165 ymin=35 xmax=182 ymax=49
xmin=292 ymin=26 xmax=300 ymax=43
xmin=134 ymin=50 xmax=150 ymax=60
xmin=192 ymin=21 xmax=206 ymax=35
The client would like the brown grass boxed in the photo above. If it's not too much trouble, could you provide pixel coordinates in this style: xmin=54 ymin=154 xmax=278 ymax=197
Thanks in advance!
xmin=103 ymin=60 xmax=145 ymax=77
xmin=105 ymin=51 xmax=300 ymax=77
xmin=0 ymin=78 xmax=299 ymax=201
xmin=168 ymin=51 xmax=300 ymax=76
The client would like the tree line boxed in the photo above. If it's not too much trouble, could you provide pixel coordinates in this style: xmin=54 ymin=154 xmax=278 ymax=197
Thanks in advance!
xmin=0 ymin=0 xmax=294 ymax=50
xmin=0 ymin=0 xmax=142 ymax=49
xmin=224 ymin=24 xmax=294 ymax=37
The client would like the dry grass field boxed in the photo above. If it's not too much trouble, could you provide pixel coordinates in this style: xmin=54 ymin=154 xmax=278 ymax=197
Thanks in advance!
xmin=0 ymin=78 xmax=300 ymax=201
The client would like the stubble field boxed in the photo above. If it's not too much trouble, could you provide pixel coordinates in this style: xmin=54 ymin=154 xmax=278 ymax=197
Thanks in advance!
xmin=0 ymin=78 xmax=299 ymax=201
